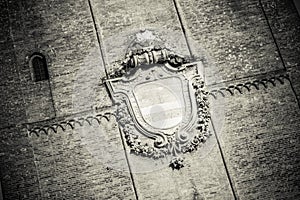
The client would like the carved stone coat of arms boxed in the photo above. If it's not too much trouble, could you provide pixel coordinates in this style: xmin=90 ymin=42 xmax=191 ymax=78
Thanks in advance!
xmin=105 ymin=31 xmax=211 ymax=169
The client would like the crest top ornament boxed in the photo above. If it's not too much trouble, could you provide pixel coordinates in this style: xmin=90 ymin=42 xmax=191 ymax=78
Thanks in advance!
xmin=104 ymin=30 xmax=211 ymax=169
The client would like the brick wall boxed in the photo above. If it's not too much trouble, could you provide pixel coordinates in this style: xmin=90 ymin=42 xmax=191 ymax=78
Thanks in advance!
xmin=0 ymin=127 xmax=40 ymax=199
xmin=89 ymin=0 xmax=191 ymax=74
xmin=261 ymin=0 xmax=300 ymax=69
xmin=0 ymin=0 xmax=300 ymax=199
xmin=177 ymin=0 xmax=284 ymax=85
xmin=261 ymin=0 xmax=300 ymax=100
xmin=0 ymin=0 xmax=27 ymax=128
xmin=0 ymin=180 xmax=3 ymax=200
xmin=0 ymin=116 xmax=136 ymax=199
xmin=1 ymin=0 xmax=111 ymax=127
xmin=214 ymin=79 xmax=300 ymax=199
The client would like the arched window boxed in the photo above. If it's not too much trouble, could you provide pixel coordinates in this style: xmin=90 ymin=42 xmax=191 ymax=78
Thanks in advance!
xmin=29 ymin=53 xmax=49 ymax=82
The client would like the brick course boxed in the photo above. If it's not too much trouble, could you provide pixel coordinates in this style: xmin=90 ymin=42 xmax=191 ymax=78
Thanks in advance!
xmin=177 ymin=0 xmax=284 ymax=85
xmin=217 ymin=80 xmax=300 ymax=199
xmin=0 ymin=0 xmax=300 ymax=199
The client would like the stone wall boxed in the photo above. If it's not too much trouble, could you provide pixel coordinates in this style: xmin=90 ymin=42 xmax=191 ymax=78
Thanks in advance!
xmin=0 ymin=0 xmax=299 ymax=199
xmin=0 ymin=115 xmax=136 ymax=199
xmin=0 ymin=0 xmax=111 ymax=128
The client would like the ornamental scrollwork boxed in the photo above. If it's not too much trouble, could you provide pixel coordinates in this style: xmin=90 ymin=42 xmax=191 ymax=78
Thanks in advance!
xmin=105 ymin=30 xmax=211 ymax=169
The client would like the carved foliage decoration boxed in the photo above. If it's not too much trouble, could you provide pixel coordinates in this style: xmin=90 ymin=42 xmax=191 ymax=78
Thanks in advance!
xmin=105 ymin=44 xmax=210 ymax=169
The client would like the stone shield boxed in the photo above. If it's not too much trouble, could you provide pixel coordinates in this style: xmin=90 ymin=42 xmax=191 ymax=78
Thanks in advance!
xmin=105 ymin=48 xmax=211 ymax=169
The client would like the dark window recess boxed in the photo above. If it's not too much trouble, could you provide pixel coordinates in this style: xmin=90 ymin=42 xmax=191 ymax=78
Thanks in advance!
xmin=30 ymin=53 xmax=49 ymax=82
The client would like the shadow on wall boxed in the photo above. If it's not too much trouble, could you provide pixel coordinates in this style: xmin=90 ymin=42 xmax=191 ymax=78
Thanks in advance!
xmin=294 ymin=0 xmax=300 ymax=17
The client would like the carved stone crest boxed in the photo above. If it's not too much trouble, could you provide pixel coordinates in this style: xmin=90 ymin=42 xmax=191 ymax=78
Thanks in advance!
xmin=105 ymin=31 xmax=211 ymax=169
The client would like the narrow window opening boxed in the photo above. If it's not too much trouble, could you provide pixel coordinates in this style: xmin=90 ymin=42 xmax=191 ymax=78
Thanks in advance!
xmin=29 ymin=53 xmax=49 ymax=82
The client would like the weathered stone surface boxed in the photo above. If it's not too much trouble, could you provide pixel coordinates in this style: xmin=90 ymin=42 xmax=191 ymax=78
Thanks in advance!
xmin=28 ymin=116 xmax=135 ymax=199
xmin=126 ymin=132 xmax=234 ymax=199
xmin=0 ymin=127 xmax=40 ymax=200
xmin=216 ymin=80 xmax=300 ymax=199
xmin=261 ymin=0 xmax=300 ymax=68
xmin=177 ymin=0 xmax=283 ymax=84
xmin=289 ymin=66 xmax=300 ymax=101
xmin=260 ymin=0 xmax=300 ymax=101
xmin=0 ymin=0 xmax=300 ymax=199
xmin=89 ymin=0 xmax=191 ymax=74
xmin=4 ymin=0 xmax=111 ymax=122
xmin=89 ymin=0 xmax=234 ymax=198
xmin=0 ymin=1 xmax=27 ymax=127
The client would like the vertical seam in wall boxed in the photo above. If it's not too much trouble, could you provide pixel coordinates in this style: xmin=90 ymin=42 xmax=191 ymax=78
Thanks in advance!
xmin=258 ymin=0 xmax=287 ymax=71
xmin=287 ymin=76 xmax=300 ymax=109
xmin=87 ymin=0 xmax=109 ymax=79
xmin=172 ymin=0 xmax=194 ymax=58
xmin=211 ymin=120 xmax=238 ymax=200
xmin=292 ymin=0 xmax=300 ymax=19
xmin=259 ymin=0 xmax=300 ymax=110
xmin=172 ymin=0 xmax=238 ymax=198
xmin=118 ymin=127 xmax=139 ymax=200
xmin=87 ymin=1 xmax=138 ymax=199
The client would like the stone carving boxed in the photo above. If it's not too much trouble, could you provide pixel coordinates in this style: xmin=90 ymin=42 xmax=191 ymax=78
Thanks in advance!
xmin=105 ymin=30 xmax=211 ymax=169
xmin=106 ymin=53 xmax=210 ymax=169
xmin=208 ymin=74 xmax=289 ymax=99
xmin=27 ymin=113 xmax=114 ymax=136
xmin=108 ymin=47 xmax=189 ymax=79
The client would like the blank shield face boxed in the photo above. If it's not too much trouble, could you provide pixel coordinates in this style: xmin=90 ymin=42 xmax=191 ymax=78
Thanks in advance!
xmin=108 ymin=63 xmax=198 ymax=141
xmin=133 ymin=77 xmax=185 ymax=130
